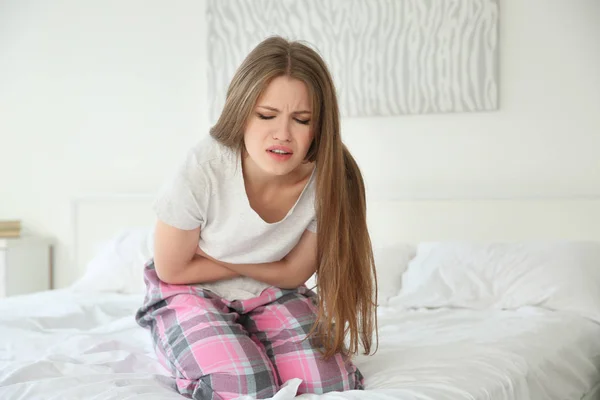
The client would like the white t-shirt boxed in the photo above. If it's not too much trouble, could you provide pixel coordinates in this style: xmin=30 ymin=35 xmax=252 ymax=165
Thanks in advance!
xmin=153 ymin=135 xmax=317 ymax=300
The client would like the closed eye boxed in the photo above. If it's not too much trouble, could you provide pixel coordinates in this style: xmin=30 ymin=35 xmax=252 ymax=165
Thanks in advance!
xmin=257 ymin=113 xmax=310 ymax=125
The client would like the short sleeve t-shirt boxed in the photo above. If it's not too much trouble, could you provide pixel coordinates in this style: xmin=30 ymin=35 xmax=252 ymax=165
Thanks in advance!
xmin=153 ymin=135 xmax=317 ymax=300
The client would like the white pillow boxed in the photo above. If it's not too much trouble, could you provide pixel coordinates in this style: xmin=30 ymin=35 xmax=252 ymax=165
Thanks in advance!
xmin=373 ymin=243 xmax=416 ymax=306
xmin=71 ymin=228 xmax=154 ymax=294
xmin=390 ymin=241 xmax=600 ymax=323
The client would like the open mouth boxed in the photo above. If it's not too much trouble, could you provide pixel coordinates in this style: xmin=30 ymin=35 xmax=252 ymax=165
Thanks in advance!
xmin=266 ymin=146 xmax=293 ymax=160
xmin=268 ymin=149 xmax=292 ymax=155
xmin=266 ymin=145 xmax=293 ymax=156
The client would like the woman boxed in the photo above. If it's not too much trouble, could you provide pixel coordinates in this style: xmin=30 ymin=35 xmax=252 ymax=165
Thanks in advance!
xmin=136 ymin=36 xmax=378 ymax=400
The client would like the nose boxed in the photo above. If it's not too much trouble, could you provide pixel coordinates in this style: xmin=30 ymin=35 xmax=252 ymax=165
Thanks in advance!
xmin=272 ymin=118 xmax=291 ymax=142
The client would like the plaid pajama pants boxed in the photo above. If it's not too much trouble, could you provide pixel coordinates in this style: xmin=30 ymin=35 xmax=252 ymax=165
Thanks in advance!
xmin=135 ymin=260 xmax=364 ymax=400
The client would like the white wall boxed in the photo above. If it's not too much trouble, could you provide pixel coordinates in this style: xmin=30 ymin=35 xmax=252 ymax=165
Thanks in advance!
xmin=1 ymin=0 xmax=599 ymax=289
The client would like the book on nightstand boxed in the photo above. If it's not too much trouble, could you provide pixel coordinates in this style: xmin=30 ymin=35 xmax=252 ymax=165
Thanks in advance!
xmin=0 ymin=220 xmax=22 ymax=238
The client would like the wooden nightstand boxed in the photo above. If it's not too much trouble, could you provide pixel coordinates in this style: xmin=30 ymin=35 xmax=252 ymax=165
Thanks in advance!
xmin=0 ymin=237 xmax=53 ymax=298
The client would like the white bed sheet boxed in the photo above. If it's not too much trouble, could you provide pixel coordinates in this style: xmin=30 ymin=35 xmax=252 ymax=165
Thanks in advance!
xmin=1 ymin=289 xmax=599 ymax=400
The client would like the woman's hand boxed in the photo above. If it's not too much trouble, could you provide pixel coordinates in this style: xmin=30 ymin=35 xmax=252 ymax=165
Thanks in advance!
xmin=196 ymin=246 xmax=226 ymax=265
xmin=195 ymin=246 xmax=209 ymax=258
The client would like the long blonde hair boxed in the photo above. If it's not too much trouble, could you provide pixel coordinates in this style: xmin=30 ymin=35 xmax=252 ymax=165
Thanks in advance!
xmin=210 ymin=36 xmax=378 ymax=359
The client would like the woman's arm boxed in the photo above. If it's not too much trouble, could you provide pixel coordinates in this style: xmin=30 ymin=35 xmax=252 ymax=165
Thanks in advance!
xmin=153 ymin=220 xmax=240 ymax=285
xmin=160 ymin=254 xmax=239 ymax=285
xmin=197 ymin=229 xmax=318 ymax=289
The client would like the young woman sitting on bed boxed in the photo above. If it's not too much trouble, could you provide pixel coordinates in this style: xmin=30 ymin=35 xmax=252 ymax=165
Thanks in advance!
xmin=135 ymin=36 xmax=378 ymax=400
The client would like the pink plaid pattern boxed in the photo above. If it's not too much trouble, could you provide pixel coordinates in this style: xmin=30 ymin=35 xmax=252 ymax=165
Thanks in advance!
xmin=135 ymin=260 xmax=364 ymax=400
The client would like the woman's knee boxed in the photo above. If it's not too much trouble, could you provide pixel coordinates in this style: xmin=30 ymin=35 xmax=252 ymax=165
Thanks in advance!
xmin=176 ymin=369 xmax=279 ymax=400
xmin=276 ymin=351 xmax=364 ymax=394
xmin=162 ymin=330 xmax=279 ymax=399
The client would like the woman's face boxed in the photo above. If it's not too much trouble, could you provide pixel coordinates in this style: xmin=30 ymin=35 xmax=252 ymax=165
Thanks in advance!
xmin=244 ymin=76 xmax=314 ymax=178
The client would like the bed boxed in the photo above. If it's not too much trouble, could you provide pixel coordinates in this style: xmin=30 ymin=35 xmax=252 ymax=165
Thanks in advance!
xmin=1 ymin=195 xmax=600 ymax=400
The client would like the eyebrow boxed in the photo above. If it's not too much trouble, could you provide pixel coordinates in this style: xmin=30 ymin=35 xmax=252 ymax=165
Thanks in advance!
xmin=257 ymin=105 xmax=311 ymax=114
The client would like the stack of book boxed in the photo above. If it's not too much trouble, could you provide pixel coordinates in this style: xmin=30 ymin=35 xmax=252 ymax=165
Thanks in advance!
xmin=0 ymin=220 xmax=21 ymax=238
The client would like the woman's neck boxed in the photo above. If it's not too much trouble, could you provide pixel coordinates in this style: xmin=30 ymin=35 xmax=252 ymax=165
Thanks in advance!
xmin=242 ymin=155 xmax=314 ymax=192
